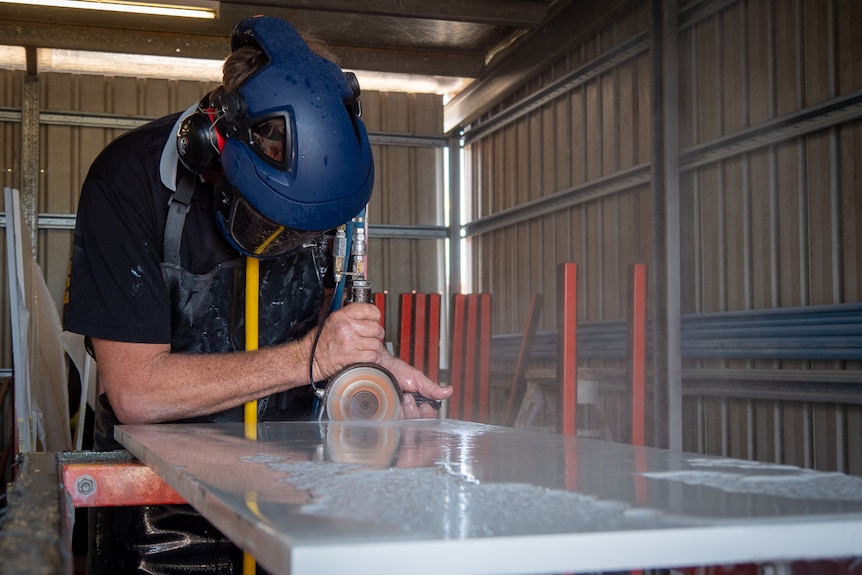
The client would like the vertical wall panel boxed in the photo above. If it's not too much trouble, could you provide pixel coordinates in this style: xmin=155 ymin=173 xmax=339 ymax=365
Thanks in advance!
xmin=723 ymin=158 xmax=746 ymax=311
xmin=40 ymin=73 xmax=83 ymax=317
xmin=748 ymin=149 xmax=773 ymax=313
xmin=727 ymin=399 xmax=750 ymax=460
xmin=747 ymin=0 xmax=772 ymax=124
xmin=849 ymin=406 xmax=862 ymax=475
xmin=360 ymin=91 xmax=446 ymax=340
xmin=806 ymin=132 xmax=836 ymax=306
xmin=618 ymin=60 xmax=637 ymax=170
xmin=602 ymin=71 xmax=619 ymax=175
xmin=721 ymin=2 xmax=749 ymax=316
xmin=585 ymin=80 xmax=603 ymax=181
xmin=520 ymin=113 xmax=535 ymax=328
xmin=601 ymin=195 xmax=620 ymax=320
xmin=464 ymin=0 xmax=860 ymax=472
xmin=373 ymin=92 xmax=414 ymax=294
xmin=774 ymin=0 xmax=801 ymax=117
xmin=837 ymin=0 xmax=862 ymax=303
xmin=841 ymin=120 xmax=862 ymax=303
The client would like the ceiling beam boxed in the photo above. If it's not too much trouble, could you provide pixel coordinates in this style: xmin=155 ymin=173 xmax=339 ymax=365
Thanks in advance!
xmin=330 ymin=45 xmax=485 ymax=78
xmin=222 ymin=0 xmax=550 ymax=26
xmin=0 ymin=21 xmax=231 ymax=60
xmin=0 ymin=20 xmax=485 ymax=77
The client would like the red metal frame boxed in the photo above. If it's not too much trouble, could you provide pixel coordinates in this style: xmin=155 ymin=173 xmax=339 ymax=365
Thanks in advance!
xmin=631 ymin=263 xmax=647 ymax=447
xmin=414 ymin=293 xmax=427 ymax=375
xmin=627 ymin=265 xmax=650 ymax=575
xmin=63 ymin=462 xmax=185 ymax=508
xmin=478 ymin=293 xmax=492 ymax=423
xmin=374 ymin=291 xmax=387 ymax=328
xmin=449 ymin=294 xmax=467 ymax=419
xmin=449 ymin=293 xmax=493 ymax=422
xmin=398 ymin=292 xmax=442 ymax=382
xmin=559 ymin=263 xmax=578 ymax=437
xmin=463 ymin=294 xmax=479 ymax=421
xmin=398 ymin=293 xmax=413 ymax=363
xmin=427 ymin=294 xmax=441 ymax=382
xmin=560 ymin=269 xmax=579 ymax=495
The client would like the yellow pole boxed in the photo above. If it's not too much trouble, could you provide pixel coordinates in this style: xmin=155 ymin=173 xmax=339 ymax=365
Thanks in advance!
xmin=244 ymin=256 xmax=259 ymax=439
xmin=243 ymin=255 xmax=259 ymax=574
xmin=243 ymin=228 xmax=287 ymax=573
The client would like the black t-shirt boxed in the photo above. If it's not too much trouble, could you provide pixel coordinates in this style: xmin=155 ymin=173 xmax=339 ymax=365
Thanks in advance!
xmin=65 ymin=112 xmax=241 ymax=344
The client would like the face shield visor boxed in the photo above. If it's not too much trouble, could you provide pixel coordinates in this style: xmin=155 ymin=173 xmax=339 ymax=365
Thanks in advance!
xmin=216 ymin=182 xmax=323 ymax=259
xmin=215 ymin=113 xmax=322 ymax=258
xmin=221 ymin=112 xmax=293 ymax=169
xmin=214 ymin=16 xmax=374 ymax=254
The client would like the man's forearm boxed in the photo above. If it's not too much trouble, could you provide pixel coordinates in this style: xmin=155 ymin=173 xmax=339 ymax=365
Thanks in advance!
xmin=93 ymin=338 xmax=315 ymax=424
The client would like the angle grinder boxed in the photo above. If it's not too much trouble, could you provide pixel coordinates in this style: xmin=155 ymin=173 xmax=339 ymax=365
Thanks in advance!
xmin=323 ymin=363 xmax=403 ymax=421
xmin=320 ymin=217 xmax=403 ymax=422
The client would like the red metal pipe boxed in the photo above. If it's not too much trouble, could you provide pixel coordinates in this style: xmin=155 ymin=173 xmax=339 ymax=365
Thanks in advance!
xmin=449 ymin=294 xmax=467 ymax=419
xmin=559 ymin=264 xmax=578 ymax=437
xmin=399 ymin=293 xmax=414 ymax=364
xmin=414 ymin=293 xmax=427 ymax=375
xmin=374 ymin=291 xmax=387 ymax=328
xmin=427 ymin=293 xmax=441 ymax=382
xmin=478 ymin=293 xmax=492 ymax=423
xmin=463 ymin=294 xmax=479 ymax=421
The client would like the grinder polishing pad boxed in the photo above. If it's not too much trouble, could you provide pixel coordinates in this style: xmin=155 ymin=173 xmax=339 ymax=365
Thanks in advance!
xmin=324 ymin=364 xmax=402 ymax=421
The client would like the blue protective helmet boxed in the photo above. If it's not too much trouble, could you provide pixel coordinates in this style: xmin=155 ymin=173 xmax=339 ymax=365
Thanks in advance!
xmin=214 ymin=16 xmax=374 ymax=258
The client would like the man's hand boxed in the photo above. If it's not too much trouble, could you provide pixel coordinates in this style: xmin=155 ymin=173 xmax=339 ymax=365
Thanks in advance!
xmin=305 ymin=304 xmax=388 ymax=380
xmin=308 ymin=303 xmax=453 ymax=419
xmin=378 ymin=352 xmax=453 ymax=419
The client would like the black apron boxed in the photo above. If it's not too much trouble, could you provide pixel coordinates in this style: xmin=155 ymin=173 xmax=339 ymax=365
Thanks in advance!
xmin=88 ymin=173 xmax=327 ymax=574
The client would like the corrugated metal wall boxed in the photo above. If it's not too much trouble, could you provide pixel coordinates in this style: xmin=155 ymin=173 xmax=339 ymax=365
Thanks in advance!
xmin=465 ymin=2 xmax=653 ymax=332
xmin=361 ymin=91 xmax=447 ymax=326
xmin=677 ymin=0 xmax=861 ymax=475
xmin=462 ymin=0 xmax=861 ymax=474
xmin=0 ymin=69 xmax=445 ymax=370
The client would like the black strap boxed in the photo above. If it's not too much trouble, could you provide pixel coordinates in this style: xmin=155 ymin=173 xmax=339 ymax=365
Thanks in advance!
xmin=164 ymin=169 xmax=196 ymax=265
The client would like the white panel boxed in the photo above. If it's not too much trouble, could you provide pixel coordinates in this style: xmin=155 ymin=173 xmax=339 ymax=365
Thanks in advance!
xmin=117 ymin=419 xmax=862 ymax=575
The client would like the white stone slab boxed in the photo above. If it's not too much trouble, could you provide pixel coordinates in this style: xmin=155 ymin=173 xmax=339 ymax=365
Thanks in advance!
xmin=116 ymin=419 xmax=862 ymax=575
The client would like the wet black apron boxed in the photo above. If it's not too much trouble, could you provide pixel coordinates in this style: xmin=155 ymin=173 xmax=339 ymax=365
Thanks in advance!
xmin=87 ymin=172 xmax=326 ymax=574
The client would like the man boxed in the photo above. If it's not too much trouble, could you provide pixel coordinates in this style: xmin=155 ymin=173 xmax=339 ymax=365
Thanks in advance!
xmin=64 ymin=15 xmax=451 ymax=573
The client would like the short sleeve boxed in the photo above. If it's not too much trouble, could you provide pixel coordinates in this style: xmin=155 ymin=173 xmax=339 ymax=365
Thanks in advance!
xmin=64 ymin=147 xmax=172 ymax=344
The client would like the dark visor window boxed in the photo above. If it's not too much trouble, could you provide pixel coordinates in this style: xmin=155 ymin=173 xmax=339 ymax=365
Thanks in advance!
xmin=227 ymin=195 xmax=321 ymax=258
xmin=249 ymin=115 xmax=290 ymax=168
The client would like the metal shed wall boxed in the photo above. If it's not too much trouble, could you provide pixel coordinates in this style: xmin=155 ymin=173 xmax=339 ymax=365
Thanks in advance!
xmin=361 ymin=91 xmax=447 ymax=321
xmin=462 ymin=0 xmax=861 ymax=474
xmin=465 ymin=2 xmax=654 ymax=331
xmin=0 ymin=69 xmax=445 ymax=370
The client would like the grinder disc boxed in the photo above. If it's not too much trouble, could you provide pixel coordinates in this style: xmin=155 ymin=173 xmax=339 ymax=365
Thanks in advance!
xmin=325 ymin=424 xmax=401 ymax=466
xmin=324 ymin=364 xmax=402 ymax=421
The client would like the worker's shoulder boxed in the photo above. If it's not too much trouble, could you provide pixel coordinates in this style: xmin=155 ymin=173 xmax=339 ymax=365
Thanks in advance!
xmin=93 ymin=112 xmax=181 ymax=167
xmin=86 ymin=112 xmax=181 ymax=182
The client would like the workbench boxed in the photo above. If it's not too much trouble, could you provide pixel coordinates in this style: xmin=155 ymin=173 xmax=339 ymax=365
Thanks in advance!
xmin=113 ymin=419 xmax=862 ymax=575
